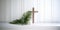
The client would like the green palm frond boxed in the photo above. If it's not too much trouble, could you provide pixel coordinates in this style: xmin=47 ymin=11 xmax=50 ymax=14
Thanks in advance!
xmin=9 ymin=11 xmax=32 ymax=25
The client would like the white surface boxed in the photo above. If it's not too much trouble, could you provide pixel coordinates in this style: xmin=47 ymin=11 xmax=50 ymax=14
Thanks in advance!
xmin=0 ymin=23 xmax=60 ymax=30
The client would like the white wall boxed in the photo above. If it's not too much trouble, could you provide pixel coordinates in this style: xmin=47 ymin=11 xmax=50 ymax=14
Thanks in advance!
xmin=0 ymin=0 xmax=11 ymax=22
xmin=51 ymin=0 xmax=60 ymax=23
xmin=0 ymin=0 xmax=60 ymax=23
xmin=0 ymin=0 xmax=33 ymax=23
xmin=34 ymin=0 xmax=52 ymax=23
xmin=34 ymin=0 xmax=60 ymax=23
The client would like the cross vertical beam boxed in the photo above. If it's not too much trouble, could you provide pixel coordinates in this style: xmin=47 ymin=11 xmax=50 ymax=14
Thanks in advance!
xmin=32 ymin=7 xmax=38 ymax=24
xmin=32 ymin=7 xmax=34 ymax=23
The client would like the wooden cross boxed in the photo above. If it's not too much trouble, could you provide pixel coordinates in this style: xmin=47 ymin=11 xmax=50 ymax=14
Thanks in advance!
xmin=30 ymin=7 xmax=38 ymax=24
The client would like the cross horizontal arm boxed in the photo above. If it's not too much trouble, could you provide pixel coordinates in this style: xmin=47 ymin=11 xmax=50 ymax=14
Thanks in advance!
xmin=29 ymin=11 xmax=38 ymax=13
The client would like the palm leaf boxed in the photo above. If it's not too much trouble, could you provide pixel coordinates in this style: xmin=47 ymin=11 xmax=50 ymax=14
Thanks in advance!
xmin=9 ymin=11 xmax=32 ymax=25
